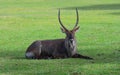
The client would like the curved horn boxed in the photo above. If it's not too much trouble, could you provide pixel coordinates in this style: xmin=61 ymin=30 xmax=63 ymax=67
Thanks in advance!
xmin=73 ymin=8 xmax=79 ymax=29
xmin=58 ymin=9 xmax=68 ymax=30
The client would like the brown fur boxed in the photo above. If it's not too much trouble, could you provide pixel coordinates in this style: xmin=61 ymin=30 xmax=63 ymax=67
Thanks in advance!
xmin=25 ymin=8 xmax=93 ymax=60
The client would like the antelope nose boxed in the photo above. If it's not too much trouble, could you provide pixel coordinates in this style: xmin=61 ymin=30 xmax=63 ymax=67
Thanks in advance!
xmin=70 ymin=39 xmax=74 ymax=43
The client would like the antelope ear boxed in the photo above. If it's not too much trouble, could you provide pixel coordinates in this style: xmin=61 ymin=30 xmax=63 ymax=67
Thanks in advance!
xmin=73 ymin=26 xmax=80 ymax=32
xmin=60 ymin=27 xmax=66 ymax=33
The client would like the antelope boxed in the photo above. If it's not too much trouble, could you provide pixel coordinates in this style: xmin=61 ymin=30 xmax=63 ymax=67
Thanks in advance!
xmin=25 ymin=8 xmax=93 ymax=59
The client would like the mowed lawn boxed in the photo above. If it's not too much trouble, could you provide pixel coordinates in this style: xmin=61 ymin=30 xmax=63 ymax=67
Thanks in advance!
xmin=0 ymin=0 xmax=120 ymax=75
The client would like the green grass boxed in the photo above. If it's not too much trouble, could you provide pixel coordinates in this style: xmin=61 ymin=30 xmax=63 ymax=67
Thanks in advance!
xmin=0 ymin=0 xmax=120 ymax=75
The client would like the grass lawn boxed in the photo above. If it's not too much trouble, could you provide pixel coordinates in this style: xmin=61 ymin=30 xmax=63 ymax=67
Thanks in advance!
xmin=0 ymin=0 xmax=120 ymax=75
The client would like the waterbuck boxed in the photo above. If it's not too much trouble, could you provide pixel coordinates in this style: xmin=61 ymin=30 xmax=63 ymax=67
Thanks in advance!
xmin=25 ymin=8 xmax=93 ymax=59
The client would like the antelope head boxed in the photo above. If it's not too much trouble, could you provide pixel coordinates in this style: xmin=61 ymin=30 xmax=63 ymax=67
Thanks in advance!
xmin=58 ymin=8 xmax=80 ymax=55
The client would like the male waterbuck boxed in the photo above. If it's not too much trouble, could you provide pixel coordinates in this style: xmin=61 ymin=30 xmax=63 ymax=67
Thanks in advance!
xmin=25 ymin=8 xmax=93 ymax=59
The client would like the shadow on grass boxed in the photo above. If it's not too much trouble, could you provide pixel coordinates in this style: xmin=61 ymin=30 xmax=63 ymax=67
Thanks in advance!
xmin=0 ymin=50 xmax=26 ymax=59
xmin=79 ymin=49 xmax=120 ymax=63
xmin=107 ymin=12 xmax=120 ymax=15
xmin=0 ymin=48 xmax=120 ymax=64
xmin=62 ymin=3 xmax=120 ymax=10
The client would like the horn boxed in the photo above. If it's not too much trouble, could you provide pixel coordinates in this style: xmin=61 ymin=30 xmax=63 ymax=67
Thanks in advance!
xmin=58 ymin=8 xmax=68 ymax=30
xmin=73 ymin=8 xmax=79 ymax=29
